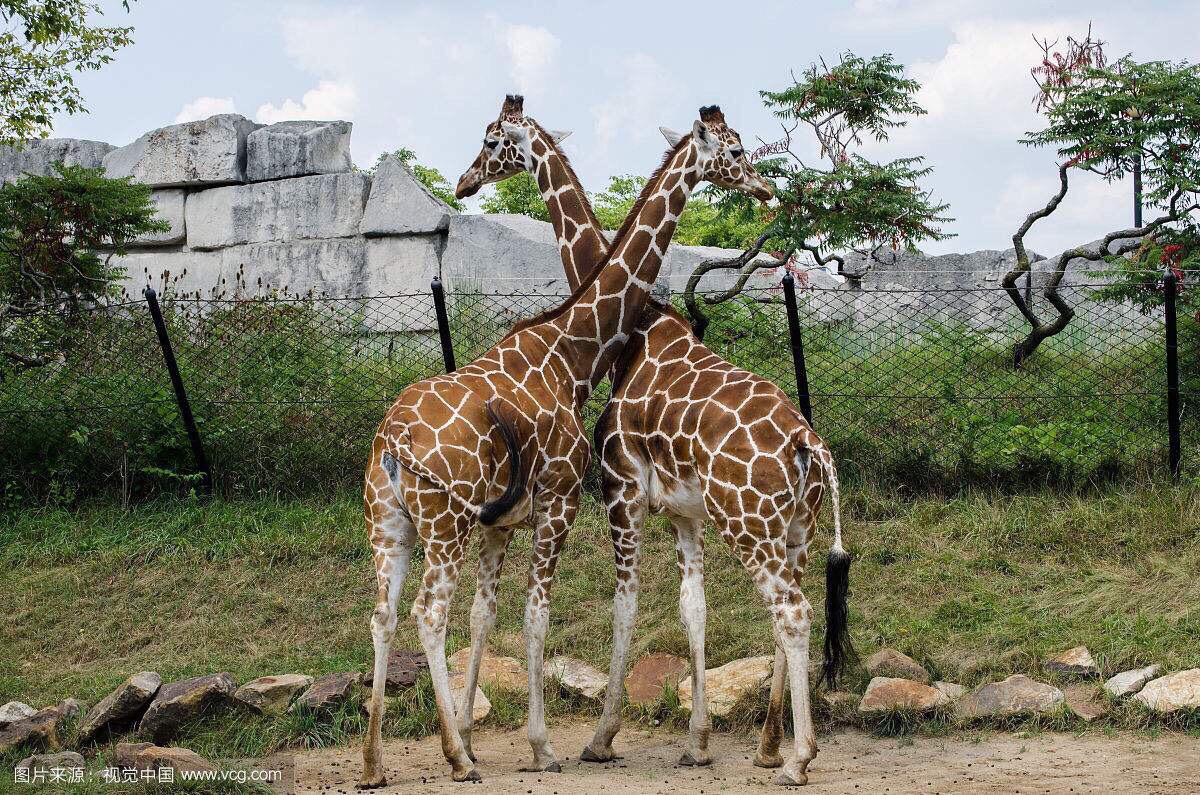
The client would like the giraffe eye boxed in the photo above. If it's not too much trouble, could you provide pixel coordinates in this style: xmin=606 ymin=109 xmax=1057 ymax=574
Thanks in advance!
xmin=485 ymin=140 xmax=499 ymax=149
xmin=729 ymin=148 xmax=744 ymax=159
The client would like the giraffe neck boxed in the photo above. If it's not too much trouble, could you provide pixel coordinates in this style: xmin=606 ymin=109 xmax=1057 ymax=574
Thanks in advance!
xmin=528 ymin=128 xmax=608 ymax=291
xmin=548 ymin=140 xmax=700 ymax=396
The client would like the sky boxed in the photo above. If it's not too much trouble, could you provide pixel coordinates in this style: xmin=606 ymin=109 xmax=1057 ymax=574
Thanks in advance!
xmin=49 ymin=0 xmax=1200 ymax=257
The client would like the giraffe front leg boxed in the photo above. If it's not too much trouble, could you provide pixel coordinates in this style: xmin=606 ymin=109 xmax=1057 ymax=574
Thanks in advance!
xmin=672 ymin=516 xmax=712 ymax=767
xmin=582 ymin=475 xmax=647 ymax=763
xmin=360 ymin=475 xmax=417 ymax=789
xmin=521 ymin=500 xmax=576 ymax=773
xmin=455 ymin=525 xmax=511 ymax=763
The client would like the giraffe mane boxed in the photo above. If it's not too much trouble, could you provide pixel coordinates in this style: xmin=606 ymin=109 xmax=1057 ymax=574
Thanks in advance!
xmin=526 ymin=117 xmax=604 ymax=235
xmin=501 ymin=134 xmax=694 ymax=341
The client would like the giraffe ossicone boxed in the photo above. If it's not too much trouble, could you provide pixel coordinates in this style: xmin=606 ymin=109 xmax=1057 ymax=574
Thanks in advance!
xmin=359 ymin=100 xmax=774 ymax=788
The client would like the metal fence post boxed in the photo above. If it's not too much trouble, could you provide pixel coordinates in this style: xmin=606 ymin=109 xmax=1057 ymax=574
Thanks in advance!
xmin=781 ymin=272 xmax=814 ymax=426
xmin=144 ymin=287 xmax=212 ymax=494
xmin=1164 ymin=272 xmax=1181 ymax=479
xmin=431 ymin=276 xmax=456 ymax=373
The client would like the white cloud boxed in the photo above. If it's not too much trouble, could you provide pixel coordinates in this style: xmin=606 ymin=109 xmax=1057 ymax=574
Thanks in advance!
xmin=255 ymin=79 xmax=359 ymax=124
xmin=175 ymin=96 xmax=237 ymax=124
xmin=502 ymin=24 xmax=561 ymax=97
xmin=590 ymin=54 xmax=681 ymax=156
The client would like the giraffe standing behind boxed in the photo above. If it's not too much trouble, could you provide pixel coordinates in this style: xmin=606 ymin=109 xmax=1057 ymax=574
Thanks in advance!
xmin=456 ymin=97 xmax=853 ymax=787
xmin=359 ymin=105 xmax=774 ymax=787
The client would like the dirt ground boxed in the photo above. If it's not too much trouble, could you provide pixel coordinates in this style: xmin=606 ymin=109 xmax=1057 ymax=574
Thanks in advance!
xmin=290 ymin=719 xmax=1200 ymax=794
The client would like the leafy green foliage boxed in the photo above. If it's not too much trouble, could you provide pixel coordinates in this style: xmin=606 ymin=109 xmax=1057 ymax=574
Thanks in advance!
xmin=371 ymin=147 xmax=464 ymax=210
xmin=0 ymin=1 xmax=135 ymax=144
xmin=480 ymin=170 xmax=548 ymax=220
xmin=0 ymin=163 xmax=166 ymax=370
xmin=593 ymin=174 xmax=764 ymax=248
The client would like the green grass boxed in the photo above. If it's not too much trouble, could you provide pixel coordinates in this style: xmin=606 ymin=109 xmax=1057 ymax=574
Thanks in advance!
xmin=0 ymin=483 xmax=1197 ymax=792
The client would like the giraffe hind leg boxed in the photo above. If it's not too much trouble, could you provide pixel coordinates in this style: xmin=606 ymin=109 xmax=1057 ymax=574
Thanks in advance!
xmin=672 ymin=515 xmax=712 ymax=767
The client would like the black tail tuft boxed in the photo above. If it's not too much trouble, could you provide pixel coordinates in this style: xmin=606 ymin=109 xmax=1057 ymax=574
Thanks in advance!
xmin=478 ymin=400 xmax=525 ymax=525
xmin=820 ymin=547 xmax=856 ymax=690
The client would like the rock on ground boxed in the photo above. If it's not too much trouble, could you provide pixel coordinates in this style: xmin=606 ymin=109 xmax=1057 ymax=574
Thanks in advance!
xmin=955 ymin=674 xmax=1065 ymax=721
xmin=0 ymin=701 xmax=36 ymax=728
xmin=625 ymin=653 xmax=689 ymax=706
xmin=360 ymin=156 xmax=456 ymax=236
xmin=679 ymin=655 xmax=773 ymax=717
xmin=859 ymin=677 xmax=949 ymax=714
xmin=116 ymin=743 xmax=216 ymax=774
xmin=234 ymin=674 xmax=314 ymax=715
xmin=451 ymin=685 xmax=490 ymax=722
xmin=138 ymin=673 xmax=236 ymax=741
xmin=246 ymin=120 xmax=352 ymax=181
xmin=1134 ymin=669 xmax=1200 ymax=713
xmin=103 ymin=114 xmax=260 ymax=187
xmin=77 ymin=671 xmax=162 ymax=743
xmin=291 ymin=673 xmax=360 ymax=715
xmin=934 ymin=681 xmax=967 ymax=701
xmin=185 ymin=172 xmax=369 ymax=250
xmin=0 ymin=699 xmax=82 ymax=754
xmin=1063 ymin=684 xmax=1108 ymax=722
xmin=1105 ymin=665 xmax=1161 ymax=698
xmin=447 ymin=648 xmax=528 ymax=691
xmin=15 ymin=751 xmax=86 ymax=775
xmin=864 ymin=648 xmax=931 ymax=684
xmin=547 ymin=656 xmax=608 ymax=701
xmin=364 ymin=649 xmax=429 ymax=696
xmin=0 ymin=138 xmax=114 ymax=182
xmin=822 ymin=691 xmax=861 ymax=711
xmin=1045 ymin=646 xmax=1100 ymax=677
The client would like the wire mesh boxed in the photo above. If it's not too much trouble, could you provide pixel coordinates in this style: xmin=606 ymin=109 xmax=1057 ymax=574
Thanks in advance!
xmin=0 ymin=279 xmax=1191 ymax=500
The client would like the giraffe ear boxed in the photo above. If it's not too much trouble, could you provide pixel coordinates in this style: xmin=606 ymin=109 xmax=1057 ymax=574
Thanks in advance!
xmin=659 ymin=127 xmax=683 ymax=147
xmin=692 ymin=120 xmax=717 ymax=153
xmin=500 ymin=121 xmax=528 ymax=143
xmin=548 ymin=129 xmax=572 ymax=144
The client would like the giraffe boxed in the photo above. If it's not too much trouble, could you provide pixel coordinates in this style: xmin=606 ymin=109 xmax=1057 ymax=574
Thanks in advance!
xmin=359 ymin=104 xmax=774 ymax=788
xmin=455 ymin=97 xmax=853 ymax=787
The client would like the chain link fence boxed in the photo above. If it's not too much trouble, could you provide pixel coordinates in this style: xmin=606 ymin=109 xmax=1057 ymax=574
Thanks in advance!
xmin=0 ymin=278 xmax=1193 ymax=501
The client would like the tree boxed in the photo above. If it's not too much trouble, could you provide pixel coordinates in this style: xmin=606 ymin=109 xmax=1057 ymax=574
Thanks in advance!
xmin=0 ymin=1 xmax=135 ymax=145
xmin=1003 ymin=29 xmax=1200 ymax=365
xmin=592 ymin=173 xmax=765 ymax=248
xmin=480 ymin=170 xmax=548 ymax=220
xmin=684 ymin=52 xmax=951 ymax=333
xmin=0 ymin=163 xmax=166 ymax=370
xmin=371 ymin=148 xmax=464 ymax=211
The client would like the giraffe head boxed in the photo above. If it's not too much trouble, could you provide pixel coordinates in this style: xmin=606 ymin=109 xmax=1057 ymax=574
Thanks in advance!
xmin=455 ymin=94 xmax=572 ymax=199
xmin=660 ymin=105 xmax=775 ymax=202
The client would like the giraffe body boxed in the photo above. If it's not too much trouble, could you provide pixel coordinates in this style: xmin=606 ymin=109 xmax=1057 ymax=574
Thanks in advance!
xmin=360 ymin=101 xmax=774 ymax=787
xmin=456 ymin=98 xmax=851 ymax=787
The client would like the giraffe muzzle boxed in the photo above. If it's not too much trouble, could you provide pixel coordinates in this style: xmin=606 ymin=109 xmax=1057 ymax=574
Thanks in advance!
xmin=455 ymin=170 xmax=483 ymax=200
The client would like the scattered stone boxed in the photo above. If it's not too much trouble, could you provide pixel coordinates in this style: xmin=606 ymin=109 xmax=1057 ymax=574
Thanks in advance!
xmin=0 ymin=138 xmax=114 ymax=182
xmin=625 ymin=653 xmax=690 ymax=706
xmin=821 ymin=691 xmax=861 ymax=711
xmin=864 ymin=648 xmax=931 ymax=684
xmin=0 ymin=699 xmax=82 ymax=754
xmin=1104 ymin=665 xmax=1162 ymax=698
xmin=1063 ymin=684 xmax=1108 ymax=722
xmin=77 ymin=671 xmax=162 ymax=743
xmin=451 ymin=685 xmax=491 ymax=723
xmin=859 ymin=677 xmax=949 ymax=714
xmin=290 ymin=672 xmax=360 ymax=715
xmin=1045 ymin=646 xmax=1100 ymax=678
xmin=103 ymin=113 xmax=260 ymax=187
xmin=185 ymin=172 xmax=370 ymax=250
xmin=678 ymin=655 xmax=773 ymax=717
xmin=363 ymin=649 xmax=428 ymax=695
xmin=133 ymin=189 xmax=186 ymax=246
xmin=447 ymin=648 xmax=527 ymax=692
xmin=0 ymin=701 xmax=36 ymax=728
xmin=138 ymin=673 xmax=236 ymax=741
xmin=15 ymin=751 xmax=86 ymax=775
xmin=246 ymin=120 xmax=352 ymax=181
xmin=955 ymin=674 xmax=1065 ymax=721
xmin=359 ymin=155 xmax=457 ymax=236
xmin=121 ymin=744 xmax=217 ymax=774
xmin=1134 ymin=669 xmax=1200 ymax=713
xmin=546 ymin=656 xmax=608 ymax=701
xmin=934 ymin=681 xmax=968 ymax=702
xmin=234 ymin=674 xmax=314 ymax=716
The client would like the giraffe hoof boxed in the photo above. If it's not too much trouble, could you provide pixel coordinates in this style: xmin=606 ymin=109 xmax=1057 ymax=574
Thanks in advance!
xmin=356 ymin=774 xmax=387 ymax=789
xmin=754 ymin=753 xmax=784 ymax=769
xmin=678 ymin=751 xmax=712 ymax=767
xmin=579 ymin=746 xmax=617 ymax=763
xmin=543 ymin=762 xmax=562 ymax=773
xmin=452 ymin=768 xmax=482 ymax=783
xmin=774 ymin=770 xmax=808 ymax=787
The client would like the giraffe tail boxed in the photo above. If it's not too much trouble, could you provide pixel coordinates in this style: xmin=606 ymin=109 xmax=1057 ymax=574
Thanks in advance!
xmin=478 ymin=399 xmax=526 ymax=525
xmin=806 ymin=434 xmax=856 ymax=690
